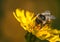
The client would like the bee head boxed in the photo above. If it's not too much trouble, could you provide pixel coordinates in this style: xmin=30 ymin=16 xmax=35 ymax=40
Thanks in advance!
xmin=36 ymin=14 xmax=46 ymax=24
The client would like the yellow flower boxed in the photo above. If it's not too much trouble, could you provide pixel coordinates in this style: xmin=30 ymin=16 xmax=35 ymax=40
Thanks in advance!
xmin=13 ymin=8 xmax=60 ymax=42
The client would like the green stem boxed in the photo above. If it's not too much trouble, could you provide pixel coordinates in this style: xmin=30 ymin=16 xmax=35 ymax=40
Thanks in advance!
xmin=25 ymin=31 xmax=49 ymax=42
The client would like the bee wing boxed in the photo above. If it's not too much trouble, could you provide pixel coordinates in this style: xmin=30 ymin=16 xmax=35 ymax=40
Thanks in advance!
xmin=50 ymin=15 xmax=56 ymax=19
xmin=41 ymin=10 xmax=51 ymax=15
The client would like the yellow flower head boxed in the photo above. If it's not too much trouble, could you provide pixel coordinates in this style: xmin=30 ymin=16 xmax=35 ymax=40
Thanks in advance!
xmin=13 ymin=8 xmax=60 ymax=42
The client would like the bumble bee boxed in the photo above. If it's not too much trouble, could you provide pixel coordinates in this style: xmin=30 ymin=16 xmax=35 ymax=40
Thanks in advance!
xmin=36 ymin=10 xmax=56 ymax=27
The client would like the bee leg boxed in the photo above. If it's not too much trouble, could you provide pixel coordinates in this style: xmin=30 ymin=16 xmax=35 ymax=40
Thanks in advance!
xmin=47 ymin=23 xmax=49 ymax=28
xmin=40 ymin=23 xmax=43 ymax=29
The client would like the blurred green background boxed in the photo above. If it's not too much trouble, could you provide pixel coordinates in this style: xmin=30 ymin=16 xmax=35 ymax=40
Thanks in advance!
xmin=0 ymin=0 xmax=60 ymax=42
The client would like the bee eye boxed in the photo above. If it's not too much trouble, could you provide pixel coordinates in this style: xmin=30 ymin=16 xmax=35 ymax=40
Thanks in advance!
xmin=38 ymin=14 xmax=46 ymax=20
